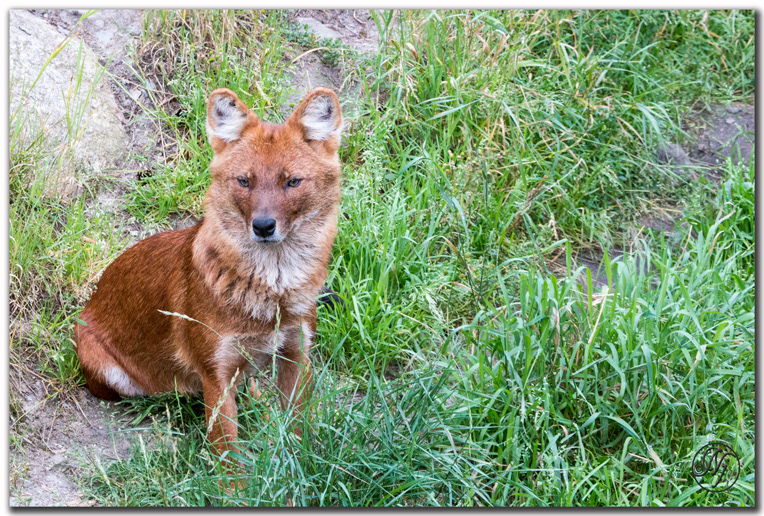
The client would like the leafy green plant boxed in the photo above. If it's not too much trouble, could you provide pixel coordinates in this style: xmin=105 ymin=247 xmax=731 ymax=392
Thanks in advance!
xmin=283 ymin=20 xmax=350 ymax=67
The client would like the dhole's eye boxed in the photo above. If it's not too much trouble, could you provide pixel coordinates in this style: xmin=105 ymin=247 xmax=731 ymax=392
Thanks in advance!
xmin=237 ymin=177 xmax=250 ymax=188
xmin=287 ymin=178 xmax=302 ymax=188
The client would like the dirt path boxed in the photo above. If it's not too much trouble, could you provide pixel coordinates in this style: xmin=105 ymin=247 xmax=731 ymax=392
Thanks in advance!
xmin=10 ymin=355 xmax=135 ymax=506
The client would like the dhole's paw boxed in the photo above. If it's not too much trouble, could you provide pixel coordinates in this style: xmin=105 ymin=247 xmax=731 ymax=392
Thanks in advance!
xmin=248 ymin=379 xmax=270 ymax=421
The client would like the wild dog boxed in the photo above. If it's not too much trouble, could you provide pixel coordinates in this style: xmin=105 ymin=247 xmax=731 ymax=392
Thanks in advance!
xmin=74 ymin=87 xmax=343 ymax=459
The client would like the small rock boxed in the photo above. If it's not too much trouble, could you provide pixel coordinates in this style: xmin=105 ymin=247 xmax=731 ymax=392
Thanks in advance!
xmin=45 ymin=454 xmax=67 ymax=471
xmin=50 ymin=455 xmax=66 ymax=466
xmin=655 ymin=143 xmax=691 ymax=167
xmin=128 ymin=88 xmax=141 ymax=101
xmin=725 ymin=117 xmax=735 ymax=124
xmin=726 ymin=105 xmax=741 ymax=114
xmin=95 ymin=27 xmax=115 ymax=47
xmin=145 ymin=80 xmax=155 ymax=91
xmin=127 ymin=25 xmax=141 ymax=37
xmin=296 ymin=17 xmax=343 ymax=41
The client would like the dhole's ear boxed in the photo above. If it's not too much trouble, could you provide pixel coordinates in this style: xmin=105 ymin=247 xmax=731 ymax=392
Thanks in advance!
xmin=288 ymin=88 xmax=343 ymax=147
xmin=206 ymin=88 xmax=255 ymax=150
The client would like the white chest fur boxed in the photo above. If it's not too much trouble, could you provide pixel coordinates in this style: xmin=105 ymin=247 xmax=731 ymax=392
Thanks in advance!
xmin=192 ymin=223 xmax=324 ymax=321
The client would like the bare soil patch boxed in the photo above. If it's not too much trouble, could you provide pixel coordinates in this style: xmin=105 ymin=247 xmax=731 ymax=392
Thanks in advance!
xmin=683 ymin=103 xmax=755 ymax=181
xmin=10 ymin=352 xmax=136 ymax=506
xmin=291 ymin=9 xmax=380 ymax=53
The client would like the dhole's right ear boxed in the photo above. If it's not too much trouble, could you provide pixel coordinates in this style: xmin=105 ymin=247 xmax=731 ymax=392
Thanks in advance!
xmin=287 ymin=88 xmax=343 ymax=151
xmin=206 ymin=88 xmax=255 ymax=153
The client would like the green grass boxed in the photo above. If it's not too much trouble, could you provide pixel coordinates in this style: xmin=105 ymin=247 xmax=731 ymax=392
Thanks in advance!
xmin=10 ymin=9 xmax=754 ymax=507
xmin=283 ymin=18 xmax=352 ymax=67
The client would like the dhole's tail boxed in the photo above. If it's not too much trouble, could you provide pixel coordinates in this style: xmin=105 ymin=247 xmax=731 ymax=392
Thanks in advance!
xmin=318 ymin=287 xmax=344 ymax=312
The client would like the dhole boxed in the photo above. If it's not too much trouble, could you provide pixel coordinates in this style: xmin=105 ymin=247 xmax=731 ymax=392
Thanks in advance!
xmin=74 ymin=87 xmax=343 ymax=459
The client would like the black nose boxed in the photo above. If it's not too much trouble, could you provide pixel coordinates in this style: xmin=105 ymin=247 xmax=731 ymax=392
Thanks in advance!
xmin=252 ymin=217 xmax=276 ymax=238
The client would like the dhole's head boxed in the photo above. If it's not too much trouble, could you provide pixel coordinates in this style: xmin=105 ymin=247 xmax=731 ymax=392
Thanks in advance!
xmin=203 ymin=87 xmax=342 ymax=247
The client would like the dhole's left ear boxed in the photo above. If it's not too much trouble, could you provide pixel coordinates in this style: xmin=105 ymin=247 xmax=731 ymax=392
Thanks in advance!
xmin=288 ymin=88 xmax=343 ymax=149
xmin=206 ymin=88 xmax=255 ymax=152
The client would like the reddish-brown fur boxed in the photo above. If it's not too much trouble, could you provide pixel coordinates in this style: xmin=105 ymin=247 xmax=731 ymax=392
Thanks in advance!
xmin=74 ymin=87 xmax=343 ymax=458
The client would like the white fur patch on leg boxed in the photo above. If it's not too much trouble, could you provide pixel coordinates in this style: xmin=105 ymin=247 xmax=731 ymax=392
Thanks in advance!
xmin=102 ymin=365 xmax=144 ymax=396
xmin=207 ymin=95 xmax=247 ymax=143
xmin=298 ymin=322 xmax=313 ymax=349
xmin=215 ymin=336 xmax=242 ymax=373
xmin=259 ymin=329 xmax=287 ymax=356
xmin=301 ymin=95 xmax=342 ymax=141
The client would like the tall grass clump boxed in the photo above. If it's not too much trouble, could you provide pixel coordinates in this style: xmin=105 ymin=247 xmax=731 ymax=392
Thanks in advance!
xmin=454 ymin=189 xmax=754 ymax=505
xmin=364 ymin=10 xmax=754 ymax=250
xmin=686 ymin=159 xmax=755 ymax=273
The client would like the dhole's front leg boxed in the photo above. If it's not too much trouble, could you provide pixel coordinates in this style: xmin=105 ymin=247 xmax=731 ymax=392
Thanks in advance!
xmin=203 ymin=376 xmax=250 ymax=496
xmin=202 ymin=375 xmax=240 ymax=458
xmin=276 ymin=322 xmax=315 ymax=438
